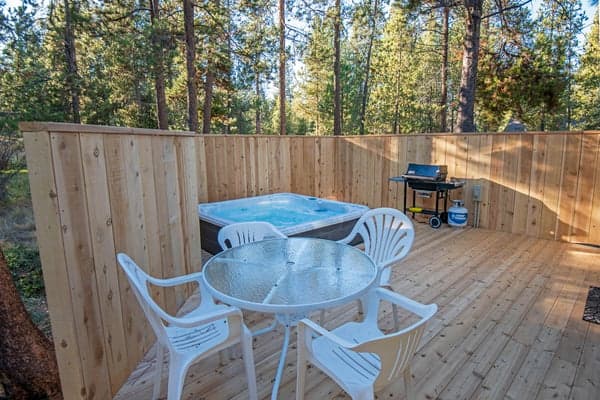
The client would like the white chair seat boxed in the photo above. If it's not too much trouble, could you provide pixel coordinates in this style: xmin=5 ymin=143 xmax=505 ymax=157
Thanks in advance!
xmin=297 ymin=288 xmax=437 ymax=400
xmin=166 ymin=318 xmax=229 ymax=353
xmin=311 ymin=322 xmax=383 ymax=394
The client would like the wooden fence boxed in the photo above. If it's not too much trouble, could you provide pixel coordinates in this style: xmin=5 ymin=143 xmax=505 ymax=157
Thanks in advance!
xmin=199 ymin=132 xmax=600 ymax=244
xmin=20 ymin=122 xmax=600 ymax=399
xmin=21 ymin=122 xmax=202 ymax=399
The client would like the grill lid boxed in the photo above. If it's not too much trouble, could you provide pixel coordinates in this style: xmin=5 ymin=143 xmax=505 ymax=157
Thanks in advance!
xmin=401 ymin=163 xmax=448 ymax=181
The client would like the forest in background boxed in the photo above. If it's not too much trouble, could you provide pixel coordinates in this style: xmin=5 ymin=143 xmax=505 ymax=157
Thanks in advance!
xmin=0 ymin=0 xmax=599 ymax=136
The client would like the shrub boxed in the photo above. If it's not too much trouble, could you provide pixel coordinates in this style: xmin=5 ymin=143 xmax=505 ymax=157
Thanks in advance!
xmin=3 ymin=244 xmax=45 ymax=298
xmin=0 ymin=121 xmax=25 ymax=204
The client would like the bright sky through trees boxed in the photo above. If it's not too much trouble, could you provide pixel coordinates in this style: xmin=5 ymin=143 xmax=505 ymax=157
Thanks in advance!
xmin=1 ymin=0 xmax=599 ymax=133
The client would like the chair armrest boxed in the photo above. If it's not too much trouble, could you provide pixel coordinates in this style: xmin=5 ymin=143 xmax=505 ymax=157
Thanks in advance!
xmin=336 ymin=233 xmax=355 ymax=245
xmin=163 ymin=306 xmax=243 ymax=328
xmin=297 ymin=318 xmax=357 ymax=349
xmin=146 ymin=271 xmax=204 ymax=288
xmin=375 ymin=288 xmax=437 ymax=319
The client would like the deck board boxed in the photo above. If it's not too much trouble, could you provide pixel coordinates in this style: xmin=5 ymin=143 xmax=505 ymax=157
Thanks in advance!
xmin=114 ymin=225 xmax=600 ymax=400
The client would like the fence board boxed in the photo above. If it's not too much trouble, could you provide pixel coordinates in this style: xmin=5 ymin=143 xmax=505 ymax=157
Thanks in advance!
xmin=245 ymin=136 xmax=258 ymax=197
xmin=305 ymin=138 xmax=317 ymax=195
xmin=463 ymin=135 xmax=480 ymax=225
xmin=571 ymin=135 xmax=600 ymax=243
xmin=556 ymin=134 xmax=583 ymax=241
xmin=540 ymin=135 xmax=567 ymax=240
xmin=476 ymin=135 xmax=494 ymax=229
xmin=105 ymin=135 xmax=153 ymax=363
xmin=369 ymin=138 xmax=384 ymax=207
xmin=451 ymin=135 xmax=468 ymax=204
xmin=587 ymin=135 xmax=600 ymax=245
xmin=80 ymin=134 xmax=128 ymax=393
xmin=175 ymin=137 xmax=202 ymax=276
xmin=196 ymin=136 xmax=209 ymax=203
xmin=512 ymin=135 xmax=534 ymax=235
xmin=23 ymin=131 xmax=87 ymax=399
xmin=488 ymin=134 xmax=506 ymax=231
xmin=138 ymin=136 xmax=163 ymax=301
xmin=526 ymin=135 xmax=547 ymax=237
xmin=51 ymin=133 xmax=112 ymax=400
xmin=499 ymin=135 xmax=520 ymax=232
xmin=380 ymin=137 xmax=392 ymax=207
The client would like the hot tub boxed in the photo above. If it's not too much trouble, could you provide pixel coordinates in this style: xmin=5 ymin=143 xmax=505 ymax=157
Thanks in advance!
xmin=198 ymin=193 xmax=369 ymax=254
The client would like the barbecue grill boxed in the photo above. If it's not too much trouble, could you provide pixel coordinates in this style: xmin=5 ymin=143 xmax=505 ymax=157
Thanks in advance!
xmin=390 ymin=163 xmax=465 ymax=228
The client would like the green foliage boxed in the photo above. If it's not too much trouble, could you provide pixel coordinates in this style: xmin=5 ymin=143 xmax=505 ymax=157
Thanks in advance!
xmin=573 ymin=11 xmax=600 ymax=129
xmin=293 ymin=15 xmax=335 ymax=135
xmin=3 ymin=243 xmax=44 ymax=298
xmin=0 ymin=120 xmax=25 ymax=203
xmin=0 ymin=0 xmax=595 ymax=135
xmin=3 ymin=171 xmax=30 ymax=204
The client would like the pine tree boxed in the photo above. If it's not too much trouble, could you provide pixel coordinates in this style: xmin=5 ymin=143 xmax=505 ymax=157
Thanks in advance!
xmin=573 ymin=9 xmax=600 ymax=128
xmin=293 ymin=15 xmax=334 ymax=135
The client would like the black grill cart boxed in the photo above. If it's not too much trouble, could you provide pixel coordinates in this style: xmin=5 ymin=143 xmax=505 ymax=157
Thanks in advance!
xmin=390 ymin=163 xmax=464 ymax=229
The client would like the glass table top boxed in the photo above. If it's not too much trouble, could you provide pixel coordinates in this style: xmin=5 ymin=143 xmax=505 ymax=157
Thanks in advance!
xmin=202 ymin=238 xmax=377 ymax=314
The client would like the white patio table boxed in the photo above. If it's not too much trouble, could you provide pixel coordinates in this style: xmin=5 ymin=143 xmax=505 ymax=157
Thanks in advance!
xmin=202 ymin=237 xmax=378 ymax=400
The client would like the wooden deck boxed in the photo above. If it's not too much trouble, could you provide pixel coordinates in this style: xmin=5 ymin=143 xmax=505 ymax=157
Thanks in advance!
xmin=115 ymin=225 xmax=600 ymax=400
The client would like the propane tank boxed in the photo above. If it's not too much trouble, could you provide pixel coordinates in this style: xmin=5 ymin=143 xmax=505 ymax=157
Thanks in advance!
xmin=448 ymin=200 xmax=468 ymax=227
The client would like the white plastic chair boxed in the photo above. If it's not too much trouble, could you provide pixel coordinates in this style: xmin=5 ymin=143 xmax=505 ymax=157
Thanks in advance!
xmin=218 ymin=221 xmax=286 ymax=250
xmin=297 ymin=288 xmax=437 ymax=400
xmin=117 ymin=253 xmax=257 ymax=400
xmin=218 ymin=221 xmax=287 ymax=337
xmin=332 ymin=207 xmax=415 ymax=328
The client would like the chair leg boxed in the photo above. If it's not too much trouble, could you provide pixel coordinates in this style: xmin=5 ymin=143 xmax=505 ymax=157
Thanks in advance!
xmin=241 ymin=328 xmax=258 ymax=400
xmin=166 ymin=356 xmax=186 ymax=400
xmin=296 ymin=347 xmax=307 ymax=400
xmin=153 ymin=344 xmax=164 ymax=400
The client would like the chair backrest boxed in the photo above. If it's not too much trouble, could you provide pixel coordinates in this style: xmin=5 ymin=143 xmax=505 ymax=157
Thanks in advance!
xmin=217 ymin=221 xmax=287 ymax=250
xmin=116 ymin=253 xmax=171 ymax=346
xmin=353 ymin=300 xmax=437 ymax=391
xmin=346 ymin=208 xmax=414 ymax=267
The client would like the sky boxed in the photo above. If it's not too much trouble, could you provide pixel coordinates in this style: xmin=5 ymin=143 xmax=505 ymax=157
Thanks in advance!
xmin=3 ymin=0 xmax=598 ymax=34
xmin=1 ymin=0 xmax=597 ymax=68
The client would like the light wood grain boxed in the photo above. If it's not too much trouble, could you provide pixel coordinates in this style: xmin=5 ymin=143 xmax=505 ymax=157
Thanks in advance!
xmin=23 ymin=131 xmax=88 ymax=399
xmin=114 ymin=226 xmax=600 ymax=400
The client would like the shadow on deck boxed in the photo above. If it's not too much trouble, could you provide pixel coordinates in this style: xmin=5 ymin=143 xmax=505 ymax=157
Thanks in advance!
xmin=115 ymin=224 xmax=600 ymax=400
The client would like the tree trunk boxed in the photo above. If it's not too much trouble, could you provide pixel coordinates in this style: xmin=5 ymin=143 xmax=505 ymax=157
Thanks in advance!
xmin=63 ymin=0 xmax=80 ymax=123
xmin=333 ymin=0 xmax=342 ymax=136
xmin=0 ymin=249 xmax=62 ymax=400
xmin=183 ymin=0 xmax=198 ymax=132
xmin=455 ymin=0 xmax=483 ymax=133
xmin=278 ymin=0 xmax=286 ymax=135
xmin=255 ymin=70 xmax=262 ymax=134
xmin=359 ymin=0 xmax=379 ymax=136
xmin=225 ymin=0 xmax=232 ymax=135
xmin=150 ymin=0 xmax=169 ymax=129
xmin=440 ymin=6 xmax=449 ymax=132
xmin=203 ymin=0 xmax=221 ymax=134
xmin=203 ymin=50 xmax=215 ymax=134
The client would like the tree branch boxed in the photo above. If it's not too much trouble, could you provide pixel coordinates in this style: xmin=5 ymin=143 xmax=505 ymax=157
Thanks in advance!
xmin=482 ymin=0 xmax=532 ymax=20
